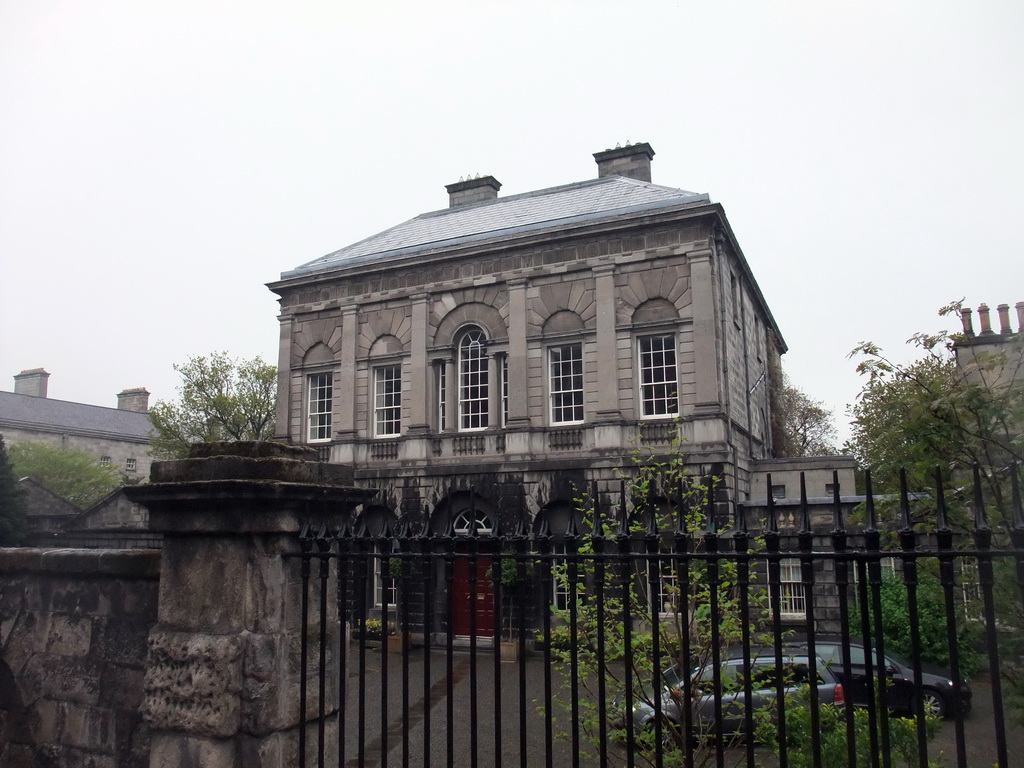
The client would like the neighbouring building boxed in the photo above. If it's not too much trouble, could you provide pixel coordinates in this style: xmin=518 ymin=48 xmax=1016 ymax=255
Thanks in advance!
xmin=268 ymin=143 xmax=854 ymax=637
xmin=0 ymin=368 xmax=153 ymax=479
xmin=955 ymin=301 xmax=1023 ymax=391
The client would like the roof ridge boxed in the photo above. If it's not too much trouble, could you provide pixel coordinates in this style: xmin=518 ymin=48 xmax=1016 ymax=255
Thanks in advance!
xmin=0 ymin=389 xmax=149 ymax=416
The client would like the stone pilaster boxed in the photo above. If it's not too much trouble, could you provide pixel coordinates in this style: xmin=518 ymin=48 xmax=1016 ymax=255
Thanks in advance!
xmin=408 ymin=294 xmax=430 ymax=431
xmin=593 ymin=264 xmax=620 ymax=421
xmin=689 ymin=249 xmax=723 ymax=414
xmin=337 ymin=307 xmax=359 ymax=435
xmin=505 ymin=279 xmax=530 ymax=427
xmin=274 ymin=316 xmax=293 ymax=441
xmin=126 ymin=442 xmax=375 ymax=768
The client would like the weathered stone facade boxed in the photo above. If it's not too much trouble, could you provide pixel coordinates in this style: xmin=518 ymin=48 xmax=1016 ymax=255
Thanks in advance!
xmin=268 ymin=144 xmax=809 ymax=635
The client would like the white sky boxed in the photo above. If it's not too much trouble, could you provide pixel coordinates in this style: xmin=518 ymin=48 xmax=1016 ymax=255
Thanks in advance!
xmin=2 ymin=0 xmax=1022 ymax=444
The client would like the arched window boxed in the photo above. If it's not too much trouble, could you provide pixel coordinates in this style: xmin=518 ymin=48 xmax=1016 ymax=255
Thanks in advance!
xmin=458 ymin=327 xmax=489 ymax=430
xmin=452 ymin=508 xmax=493 ymax=536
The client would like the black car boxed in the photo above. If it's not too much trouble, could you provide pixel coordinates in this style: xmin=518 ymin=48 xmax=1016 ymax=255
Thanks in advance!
xmin=788 ymin=639 xmax=971 ymax=718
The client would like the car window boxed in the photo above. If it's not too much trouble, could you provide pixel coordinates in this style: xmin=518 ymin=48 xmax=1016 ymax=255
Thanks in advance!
xmin=662 ymin=667 xmax=685 ymax=688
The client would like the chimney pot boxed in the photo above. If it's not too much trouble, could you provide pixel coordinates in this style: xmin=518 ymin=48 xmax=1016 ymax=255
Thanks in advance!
xmin=445 ymin=175 xmax=501 ymax=208
xmin=977 ymin=303 xmax=994 ymax=335
xmin=995 ymin=303 xmax=1012 ymax=335
xmin=117 ymin=387 xmax=151 ymax=412
xmin=14 ymin=368 xmax=49 ymax=398
xmin=959 ymin=307 xmax=975 ymax=336
xmin=593 ymin=142 xmax=655 ymax=182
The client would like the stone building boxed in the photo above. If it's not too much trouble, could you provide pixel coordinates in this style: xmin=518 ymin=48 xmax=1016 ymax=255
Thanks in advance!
xmin=0 ymin=368 xmax=153 ymax=479
xmin=269 ymin=143 xmax=841 ymax=636
xmin=955 ymin=300 xmax=1023 ymax=391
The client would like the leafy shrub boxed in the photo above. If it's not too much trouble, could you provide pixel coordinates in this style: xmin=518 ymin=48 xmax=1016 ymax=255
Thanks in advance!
xmin=757 ymin=686 xmax=941 ymax=768
xmin=850 ymin=571 xmax=983 ymax=678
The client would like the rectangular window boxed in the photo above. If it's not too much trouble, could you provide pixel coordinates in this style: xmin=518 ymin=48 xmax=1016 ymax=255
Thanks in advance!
xmin=549 ymin=343 xmax=584 ymax=425
xmin=771 ymin=484 xmax=787 ymax=499
xmin=638 ymin=334 xmax=678 ymax=418
xmin=374 ymin=548 xmax=397 ymax=608
xmin=552 ymin=544 xmax=571 ymax=611
xmin=374 ymin=365 xmax=402 ymax=437
xmin=99 ymin=456 xmax=111 ymax=467
xmin=125 ymin=457 xmax=136 ymax=472
xmin=437 ymin=363 xmax=447 ymax=431
xmin=501 ymin=355 xmax=509 ymax=427
xmin=777 ymin=558 xmax=805 ymax=619
xmin=650 ymin=551 xmax=678 ymax=615
xmin=307 ymin=372 xmax=333 ymax=442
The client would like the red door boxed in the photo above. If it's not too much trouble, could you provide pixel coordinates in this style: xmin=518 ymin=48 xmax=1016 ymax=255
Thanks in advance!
xmin=451 ymin=556 xmax=494 ymax=637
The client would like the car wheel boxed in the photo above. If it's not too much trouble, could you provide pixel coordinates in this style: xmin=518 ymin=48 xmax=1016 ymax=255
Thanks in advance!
xmin=920 ymin=689 xmax=947 ymax=718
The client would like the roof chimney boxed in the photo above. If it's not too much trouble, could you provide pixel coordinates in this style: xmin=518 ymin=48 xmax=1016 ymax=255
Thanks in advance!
xmin=14 ymin=368 xmax=49 ymax=398
xmin=594 ymin=142 xmax=655 ymax=182
xmin=445 ymin=175 xmax=501 ymax=208
xmin=117 ymin=387 xmax=150 ymax=412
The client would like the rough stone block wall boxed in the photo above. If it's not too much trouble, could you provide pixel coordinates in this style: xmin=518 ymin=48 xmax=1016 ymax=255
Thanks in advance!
xmin=0 ymin=548 xmax=160 ymax=768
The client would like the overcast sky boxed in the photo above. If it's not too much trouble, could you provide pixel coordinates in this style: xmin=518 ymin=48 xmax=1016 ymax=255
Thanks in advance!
xmin=2 ymin=0 xmax=1021 ymax=444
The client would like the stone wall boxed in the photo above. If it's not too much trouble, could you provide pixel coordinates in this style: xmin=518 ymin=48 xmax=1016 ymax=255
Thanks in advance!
xmin=0 ymin=548 xmax=160 ymax=768
xmin=1 ymin=427 xmax=152 ymax=480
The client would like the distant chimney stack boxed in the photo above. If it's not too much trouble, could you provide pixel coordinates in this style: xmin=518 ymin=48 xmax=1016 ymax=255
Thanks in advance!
xmin=117 ymin=387 xmax=150 ymax=412
xmin=977 ymin=303 xmax=993 ymax=335
xmin=959 ymin=306 xmax=975 ymax=336
xmin=14 ymin=368 xmax=49 ymax=398
xmin=997 ymin=303 xmax=1012 ymax=335
xmin=593 ymin=142 xmax=655 ymax=182
xmin=445 ymin=175 xmax=502 ymax=208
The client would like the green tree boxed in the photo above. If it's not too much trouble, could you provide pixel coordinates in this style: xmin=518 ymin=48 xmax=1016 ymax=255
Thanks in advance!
xmin=545 ymin=437 xmax=774 ymax=767
xmin=148 ymin=352 xmax=277 ymax=459
xmin=0 ymin=435 xmax=28 ymax=545
xmin=775 ymin=376 xmax=839 ymax=457
xmin=848 ymin=301 xmax=1022 ymax=518
xmin=848 ymin=300 xmax=1024 ymax=721
xmin=8 ymin=441 xmax=121 ymax=508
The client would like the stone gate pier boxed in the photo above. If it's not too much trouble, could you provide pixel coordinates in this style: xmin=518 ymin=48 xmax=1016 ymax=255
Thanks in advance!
xmin=126 ymin=442 xmax=373 ymax=768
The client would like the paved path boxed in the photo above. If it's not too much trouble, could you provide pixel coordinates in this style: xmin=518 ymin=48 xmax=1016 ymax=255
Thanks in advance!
xmin=336 ymin=645 xmax=1024 ymax=768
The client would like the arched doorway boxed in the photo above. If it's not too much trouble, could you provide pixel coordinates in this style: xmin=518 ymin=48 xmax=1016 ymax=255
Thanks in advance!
xmin=431 ymin=493 xmax=496 ymax=639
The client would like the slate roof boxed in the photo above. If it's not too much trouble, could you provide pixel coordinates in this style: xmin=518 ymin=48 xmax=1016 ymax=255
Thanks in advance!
xmin=283 ymin=176 xmax=712 ymax=279
xmin=0 ymin=390 xmax=151 ymax=442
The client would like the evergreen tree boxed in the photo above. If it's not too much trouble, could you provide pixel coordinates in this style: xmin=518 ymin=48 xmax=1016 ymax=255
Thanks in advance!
xmin=0 ymin=435 xmax=28 ymax=546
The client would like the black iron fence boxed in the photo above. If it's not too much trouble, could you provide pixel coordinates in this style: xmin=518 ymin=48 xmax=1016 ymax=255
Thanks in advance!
xmin=294 ymin=466 xmax=1024 ymax=768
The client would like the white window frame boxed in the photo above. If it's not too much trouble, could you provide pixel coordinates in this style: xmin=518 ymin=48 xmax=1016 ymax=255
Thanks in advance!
xmin=373 ymin=364 xmax=402 ymax=438
xmin=552 ymin=543 xmax=571 ymax=611
xmin=458 ymin=328 xmax=489 ymax=431
xmin=549 ymin=343 xmax=584 ymax=425
xmin=125 ymin=457 xmax=136 ymax=472
xmin=649 ymin=550 xmax=678 ymax=617
xmin=374 ymin=546 xmax=398 ymax=608
xmin=777 ymin=557 xmax=806 ymax=619
xmin=452 ymin=508 xmax=493 ymax=536
xmin=637 ymin=334 xmax=678 ymax=419
xmin=307 ymin=372 xmax=333 ymax=442
xmin=437 ymin=362 xmax=448 ymax=431
xmin=99 ymin=456 xmax=111 ymax=467
xmin=500 ymin=354 xmax=509 ymax=427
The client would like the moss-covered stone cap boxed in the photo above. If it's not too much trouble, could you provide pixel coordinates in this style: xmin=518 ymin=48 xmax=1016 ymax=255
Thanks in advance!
xmin=147 ymin=441 xmax=352 ymax=485
xmin=187 ymin=441 xmax=318 ymax=460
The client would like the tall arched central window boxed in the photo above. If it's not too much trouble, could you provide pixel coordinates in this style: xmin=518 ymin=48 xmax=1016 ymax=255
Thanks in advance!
xmin=458 ymin=327 xmax=489 ymax=430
